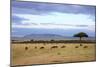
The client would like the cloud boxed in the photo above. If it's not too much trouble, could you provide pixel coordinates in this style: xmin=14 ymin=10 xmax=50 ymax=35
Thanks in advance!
xmin=12 ymin=1 xmax=96 ymax=15
xmin=12 ymin=23 xmax=95 ymax=31
xmin=12 ymin=15 xmax=29 ymax=24
xmin=12 ymin=12 xmax=95 ymax=31
xmin=13 ymin=12 xmax=95 ymax=25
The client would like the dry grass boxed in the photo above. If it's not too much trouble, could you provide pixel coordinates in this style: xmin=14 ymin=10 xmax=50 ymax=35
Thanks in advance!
xmin=11 ymin=43 xmax=96 ymax=66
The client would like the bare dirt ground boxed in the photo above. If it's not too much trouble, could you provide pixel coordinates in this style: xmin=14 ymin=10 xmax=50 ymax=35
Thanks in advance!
xmin=11 ymin=43 xmax=96 ymax=66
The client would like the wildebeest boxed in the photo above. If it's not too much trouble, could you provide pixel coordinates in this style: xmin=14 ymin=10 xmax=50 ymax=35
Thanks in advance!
xmin=75 ymin=46 xmax=79 ymax=48
xmin=83 ymin=46 xmax=88 ymax=48
xmin=51 ymin=46 xmax=58 ymax=49
xmin=40 ymin=47 xmax=44 ymax=49
xmin=61 ymin=46 xmax=66 ymax=48
xmin=25 ymin=46 xmax=28 ymax=50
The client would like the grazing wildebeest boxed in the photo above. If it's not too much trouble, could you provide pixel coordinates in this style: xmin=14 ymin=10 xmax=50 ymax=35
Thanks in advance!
xmin=51 ymin=46 xmax=58 ymax=49
xmin=25 ymin=46 xmax=28 ymax=50
xmin=40 ymin=47 xmax=44 ymax=49
xmin=61 ymin=46 xmax=66 ymax=48
xmin=83 ymin=46 xmax=88 ymax=48
xmin=75 ymin=46 xmax=79 ymax=48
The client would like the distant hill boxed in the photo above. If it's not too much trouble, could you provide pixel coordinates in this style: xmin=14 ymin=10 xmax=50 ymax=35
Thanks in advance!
xmin=11 ymin=34 xmax=95 ymax=41
xmin=11 ymin=34 xmax=67 ymax=41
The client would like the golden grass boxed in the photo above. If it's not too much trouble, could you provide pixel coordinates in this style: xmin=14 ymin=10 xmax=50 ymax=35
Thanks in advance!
xmin=11 ymin=43 xmax=96 ymax=66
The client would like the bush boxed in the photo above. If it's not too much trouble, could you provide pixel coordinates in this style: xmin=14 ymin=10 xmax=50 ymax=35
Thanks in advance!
xmin=57 ymin=52 xmax=61 ymax=55
xmin=80 ymin=44 xmax=83 ymax=46
xmin=34 ymin=46 xmax=37 ymax=49
xmin=51 ymin=40 xmax=54 ymax=41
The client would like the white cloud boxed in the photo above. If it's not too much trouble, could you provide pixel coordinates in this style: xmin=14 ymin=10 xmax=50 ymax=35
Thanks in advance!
xmin=12 ymin=23 xmax=95 ymax=31
xmin=13 ymin=12 xmax=95 ymax=31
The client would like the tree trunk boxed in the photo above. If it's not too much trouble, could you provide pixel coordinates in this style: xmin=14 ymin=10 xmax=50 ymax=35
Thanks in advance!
xmin=80 ymin=37 xmax=82 ymax=46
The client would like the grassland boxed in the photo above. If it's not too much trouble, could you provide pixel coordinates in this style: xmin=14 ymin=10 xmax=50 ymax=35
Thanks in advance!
xmin=11 ymin=43 xmax=96 ymax=66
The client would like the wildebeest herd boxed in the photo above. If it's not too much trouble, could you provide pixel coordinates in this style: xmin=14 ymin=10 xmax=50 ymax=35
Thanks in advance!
xmin=24 ymin=44 xmax=88 ymax=51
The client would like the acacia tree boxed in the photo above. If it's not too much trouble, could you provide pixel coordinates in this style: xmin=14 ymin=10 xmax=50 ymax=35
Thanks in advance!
xmin=73 ymin=32 xmax=88 ymax=46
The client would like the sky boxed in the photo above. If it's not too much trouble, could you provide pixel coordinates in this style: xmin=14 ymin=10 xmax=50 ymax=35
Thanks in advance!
xmin=12 ymin=0 xmax=96 ymax=37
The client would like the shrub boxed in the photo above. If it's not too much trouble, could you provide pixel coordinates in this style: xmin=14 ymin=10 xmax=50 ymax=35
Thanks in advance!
xmin=51 ymin=40 xmax=54 ymax=41
xmin=34 ymin=46 xmax=37 ymax=49
xmin=80 ymin=44 xmax=83 ymax=46
xmin=57 ymin=52 xmax=61 ymax=55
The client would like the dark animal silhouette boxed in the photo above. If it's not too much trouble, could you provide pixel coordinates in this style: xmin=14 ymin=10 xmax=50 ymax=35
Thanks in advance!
xmin=25 ymin=46 xmax=28 ymax=50
xmin=61 ymin=46 xmax=66 ymax=48
xmin=75 ymin=46 xmax=79 ymax=48
xmin=40 ymin=47 xmax=44 ymax=49
xmin=51 ymin=46 xmax=58 ymax=49
xmin=83 ymin=46 xmax=88 ymax=48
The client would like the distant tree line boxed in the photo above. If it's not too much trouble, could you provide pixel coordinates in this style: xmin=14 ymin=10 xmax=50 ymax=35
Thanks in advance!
xmin=12 ymin=39 xmax=95 ymax=44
